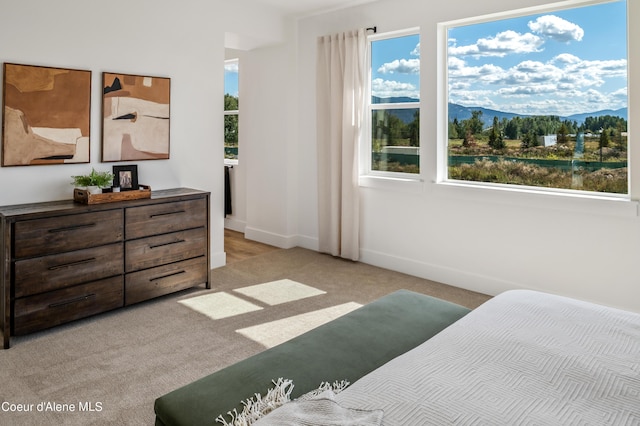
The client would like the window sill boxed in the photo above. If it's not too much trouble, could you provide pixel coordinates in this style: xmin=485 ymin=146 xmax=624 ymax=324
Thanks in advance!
xmin=431 ymin=180 xmax=639 ymax=218
xmin=358 ymin=175 xmax=638 ymax=217
xmin=224 ymin=159 xmax=238 ymax=167
xmin=359 ymin=174 xmax=424 ymax=194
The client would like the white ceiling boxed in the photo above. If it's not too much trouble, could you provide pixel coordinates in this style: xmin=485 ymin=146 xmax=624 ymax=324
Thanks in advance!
xmin=251 ymin=0 xmax=379 ymax=17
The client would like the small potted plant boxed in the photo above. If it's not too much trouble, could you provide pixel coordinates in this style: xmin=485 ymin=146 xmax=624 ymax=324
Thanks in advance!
xmin=71 ymin=168 xmax=114 ymax=194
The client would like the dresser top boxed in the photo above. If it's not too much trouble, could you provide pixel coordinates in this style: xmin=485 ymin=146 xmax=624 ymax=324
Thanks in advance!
xmin=0 ymin=188 xmax=209 ymax=220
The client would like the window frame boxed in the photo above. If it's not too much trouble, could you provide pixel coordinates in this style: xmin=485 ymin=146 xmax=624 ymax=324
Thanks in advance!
xmin=224 ymin=58 xmax=239 ymax=166
xmin=363 ymin=28 xmax=422 ymax=182
xmin=437 ymin=0 xmax=629 ymax=200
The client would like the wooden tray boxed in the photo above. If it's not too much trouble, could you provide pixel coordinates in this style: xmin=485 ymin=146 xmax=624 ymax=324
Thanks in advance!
xmin=74 ymin=185 xmax=151 ymax=205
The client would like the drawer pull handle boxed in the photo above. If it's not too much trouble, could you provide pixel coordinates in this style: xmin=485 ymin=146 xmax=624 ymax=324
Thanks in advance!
xmin=48 ymin=223 xmax=96 ymax=233
xmin=150 ymin=210 xmax=185 ymax=218
xmin=48 ymin=257 xmax=96 ymax=270
xmin=149 ymin=239 xmax=185 ymax=249
xmin=49 ymin=293 xmax=96 ymax=308
xmin=150 ymin=270 xmax=186 ymax=282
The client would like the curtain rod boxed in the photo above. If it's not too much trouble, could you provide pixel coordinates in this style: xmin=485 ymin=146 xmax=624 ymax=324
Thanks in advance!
xmin=366 ymin=26 xmax=377 ymax=33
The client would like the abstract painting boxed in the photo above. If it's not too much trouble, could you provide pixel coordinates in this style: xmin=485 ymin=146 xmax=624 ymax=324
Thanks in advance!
xmin=102 ymin=72 xmax=170 ymax=162
xmin=2 ymin=63 xmax=91 ymax=166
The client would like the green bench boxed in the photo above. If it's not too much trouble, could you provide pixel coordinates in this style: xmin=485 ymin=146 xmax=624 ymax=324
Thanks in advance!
xmin=154 ymin=289 xmax=470 ymax=425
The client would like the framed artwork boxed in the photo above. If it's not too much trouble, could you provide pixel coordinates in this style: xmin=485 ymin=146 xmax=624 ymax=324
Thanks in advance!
xmin=2 ymin=63 xmax=91 ymax=166
xmin=113 ymin=165 xmax=139 ymax=190
xmin=102 ymin=72 xmax=170 ymax=162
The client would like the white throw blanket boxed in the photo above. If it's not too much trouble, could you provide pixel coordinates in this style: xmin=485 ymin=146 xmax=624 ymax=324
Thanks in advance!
xmin=217 ymin=379 xmax=383 ymax=426
xmin=254 ymin=390 xmax=383 ymax=426
xmin=334 ymin=290 xmax=640 ymax=425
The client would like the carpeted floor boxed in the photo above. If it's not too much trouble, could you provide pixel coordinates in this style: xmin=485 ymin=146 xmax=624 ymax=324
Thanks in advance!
xmin=0 ymin=247 xmax=490 ymax=425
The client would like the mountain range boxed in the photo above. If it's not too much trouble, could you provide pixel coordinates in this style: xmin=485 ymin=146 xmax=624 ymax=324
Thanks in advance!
xmin=372 ymin=96 xmax=628 ymax=126
xmin=448 ymin=103 xmax=628 ymax=127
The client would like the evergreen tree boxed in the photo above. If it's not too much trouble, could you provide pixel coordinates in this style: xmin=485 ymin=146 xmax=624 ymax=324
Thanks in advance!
xmin=557 ymin=123 xmax=569 ymax=144
xmin=599 ymin=128 xmax=610 ymax=149
xmin=488 ymin=116 xmax=505 ymax=149
xmin=462 ymin=126 xmax=475 ymax=147
xmin=448 ymin=120 xmax=458 ymax=139
xmin=504 ymin=117 xmax=520 ymax=140
xmin=521 ymin=130 xmax=539 ymax=149
xmin=469 ymin=110 xmax=484 ymax=135
xmin=224 ymin=93 xmax=238 ymax=111
xmin=616 ymin=121 xmax=626 ymax=150
xmin=408 ymin=110 xmax=420 ymax=147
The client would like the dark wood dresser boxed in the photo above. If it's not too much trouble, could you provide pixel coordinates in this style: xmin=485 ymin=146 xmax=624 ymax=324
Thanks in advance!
xmin=0 ymin=188 xmax=210 ymax=348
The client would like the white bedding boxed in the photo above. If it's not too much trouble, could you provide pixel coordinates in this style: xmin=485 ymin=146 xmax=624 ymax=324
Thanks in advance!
xmin=334 ymin=290 xmax=640 ymax=425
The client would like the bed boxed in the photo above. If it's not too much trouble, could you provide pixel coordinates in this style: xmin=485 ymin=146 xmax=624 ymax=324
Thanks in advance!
xmin=262 ymin=289 xmax=640 ymax=425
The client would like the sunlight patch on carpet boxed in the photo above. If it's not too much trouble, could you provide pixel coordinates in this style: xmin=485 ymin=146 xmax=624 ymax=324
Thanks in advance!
xmin=236 ymin=302 xmax=362 ymax=348
xmin=179 ymin=292 xmax=262 ymax=320
xmin=234 ymin=279 xmax=326 ymax=306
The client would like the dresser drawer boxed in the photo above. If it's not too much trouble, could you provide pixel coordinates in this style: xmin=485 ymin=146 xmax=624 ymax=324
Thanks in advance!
xmin=125 ymin=257 xmax=208 ymax=305
xmin=125 ymin=228 xmax=206 ymax=273
xmin=14 ymin=210 xmax=124 ymax=259
xmin=13 ymin=276 xmax=124 ymax=335
xmin=125 ymin=198 xmax=207 ymax=239
xmin=14 ymin=243 xmax=123 ymax=298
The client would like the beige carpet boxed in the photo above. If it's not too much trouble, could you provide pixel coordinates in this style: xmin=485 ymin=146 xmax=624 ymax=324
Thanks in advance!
xmin=234 ymin=279 xmax=326 ymax=305
xmin=236 ymin=301 xmax=362 ymax=348
xmin=178 ymin=291 xmax=263 ymax=320
xmin=180 ymin=279 xmax=352 ymax=348
xmin=0 ymin=247 xmax=490 ymax=425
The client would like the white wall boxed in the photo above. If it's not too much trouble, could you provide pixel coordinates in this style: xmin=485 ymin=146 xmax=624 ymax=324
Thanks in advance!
xmin=0 ymin=0 xmax=287 ymax=269
xmin=242 ymin=23 xmax=299 ymax=248
xmin=289 ymin=0 xmax=640 ymax=313
xmin=222 ymin=19 xmax=300 ymax=248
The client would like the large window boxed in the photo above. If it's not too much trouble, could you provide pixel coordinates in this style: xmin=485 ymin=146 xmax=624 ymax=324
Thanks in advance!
xmin=444 ymin=0 xmax=628 ymax=195
xmin=224 ymin=59 xmax=239 ymax=162
xmin=369 ymin=30 xmax=420 ymax=175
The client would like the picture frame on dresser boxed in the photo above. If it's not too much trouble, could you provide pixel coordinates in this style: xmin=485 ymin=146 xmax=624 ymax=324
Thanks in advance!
xmin=113 ymin=165 xmax=138 ymax=190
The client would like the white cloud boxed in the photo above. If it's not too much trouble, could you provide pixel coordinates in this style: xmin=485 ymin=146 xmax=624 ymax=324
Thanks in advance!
xmin=528 ymin=15 xmax=584 ymax=43
xmin=611 ymin=87 xmax=628 ymax=100
xmin=583 ymin=88 xmax=608 ymax=105
xmin=377 ymin=58 xmax=420 ymax=74
xmin=448 ymin=90 xmax=498 ymax=108
xmin=591 ymin=59 xmax=627 ymax=76
xmin=411 ymin=42 xmax=420 ymax=57
xmin=448 ymin=56 xmax=466 ymax=70
xmin=447 ymin=53 xmax=627 ymax=115
xmin=507 ymin=60 xmax=562 ymax=84
xmin=498 ymin=84 xmax=558 ymax=97
xmin=449 ymin=30 xmax=543 ymax=58
xmin=372 ymin=78 xmax=419 ymax=99
xmin=224 ymin=62 xmax=239 ymax=73
xmin=552 ymin=53 xmax=581 ymax=64
xmin=448 ymin=60 xmax=505 ymax=83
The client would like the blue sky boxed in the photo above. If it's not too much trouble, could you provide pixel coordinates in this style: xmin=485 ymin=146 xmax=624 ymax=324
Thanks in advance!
xmin=372 ymin=0 xmax=627 ymax=116
xmin=371 ymin=33 xmax=420 ymax=100
xmin=224 ymin=59 xmax=239 ymax=97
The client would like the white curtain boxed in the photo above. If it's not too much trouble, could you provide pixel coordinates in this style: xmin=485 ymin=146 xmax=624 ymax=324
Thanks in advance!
xmin=316 ymin=29 xmax=368 ymax=261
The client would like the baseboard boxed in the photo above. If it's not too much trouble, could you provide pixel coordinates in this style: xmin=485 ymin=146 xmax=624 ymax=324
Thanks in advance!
xmin=223 ymin=222 xmax=318 ymax=251
xmin=359 ymin=248 xmax=520 ymax=297
xmin=224 ymin=217 xmax=246 ymax=233
xmin=295 ymin=234 xmax=319 ymax=251
xmin=244 ymin=227 xmax=298 ymax=249
xmin=211 ymin=250 xmax=226 ymax=269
